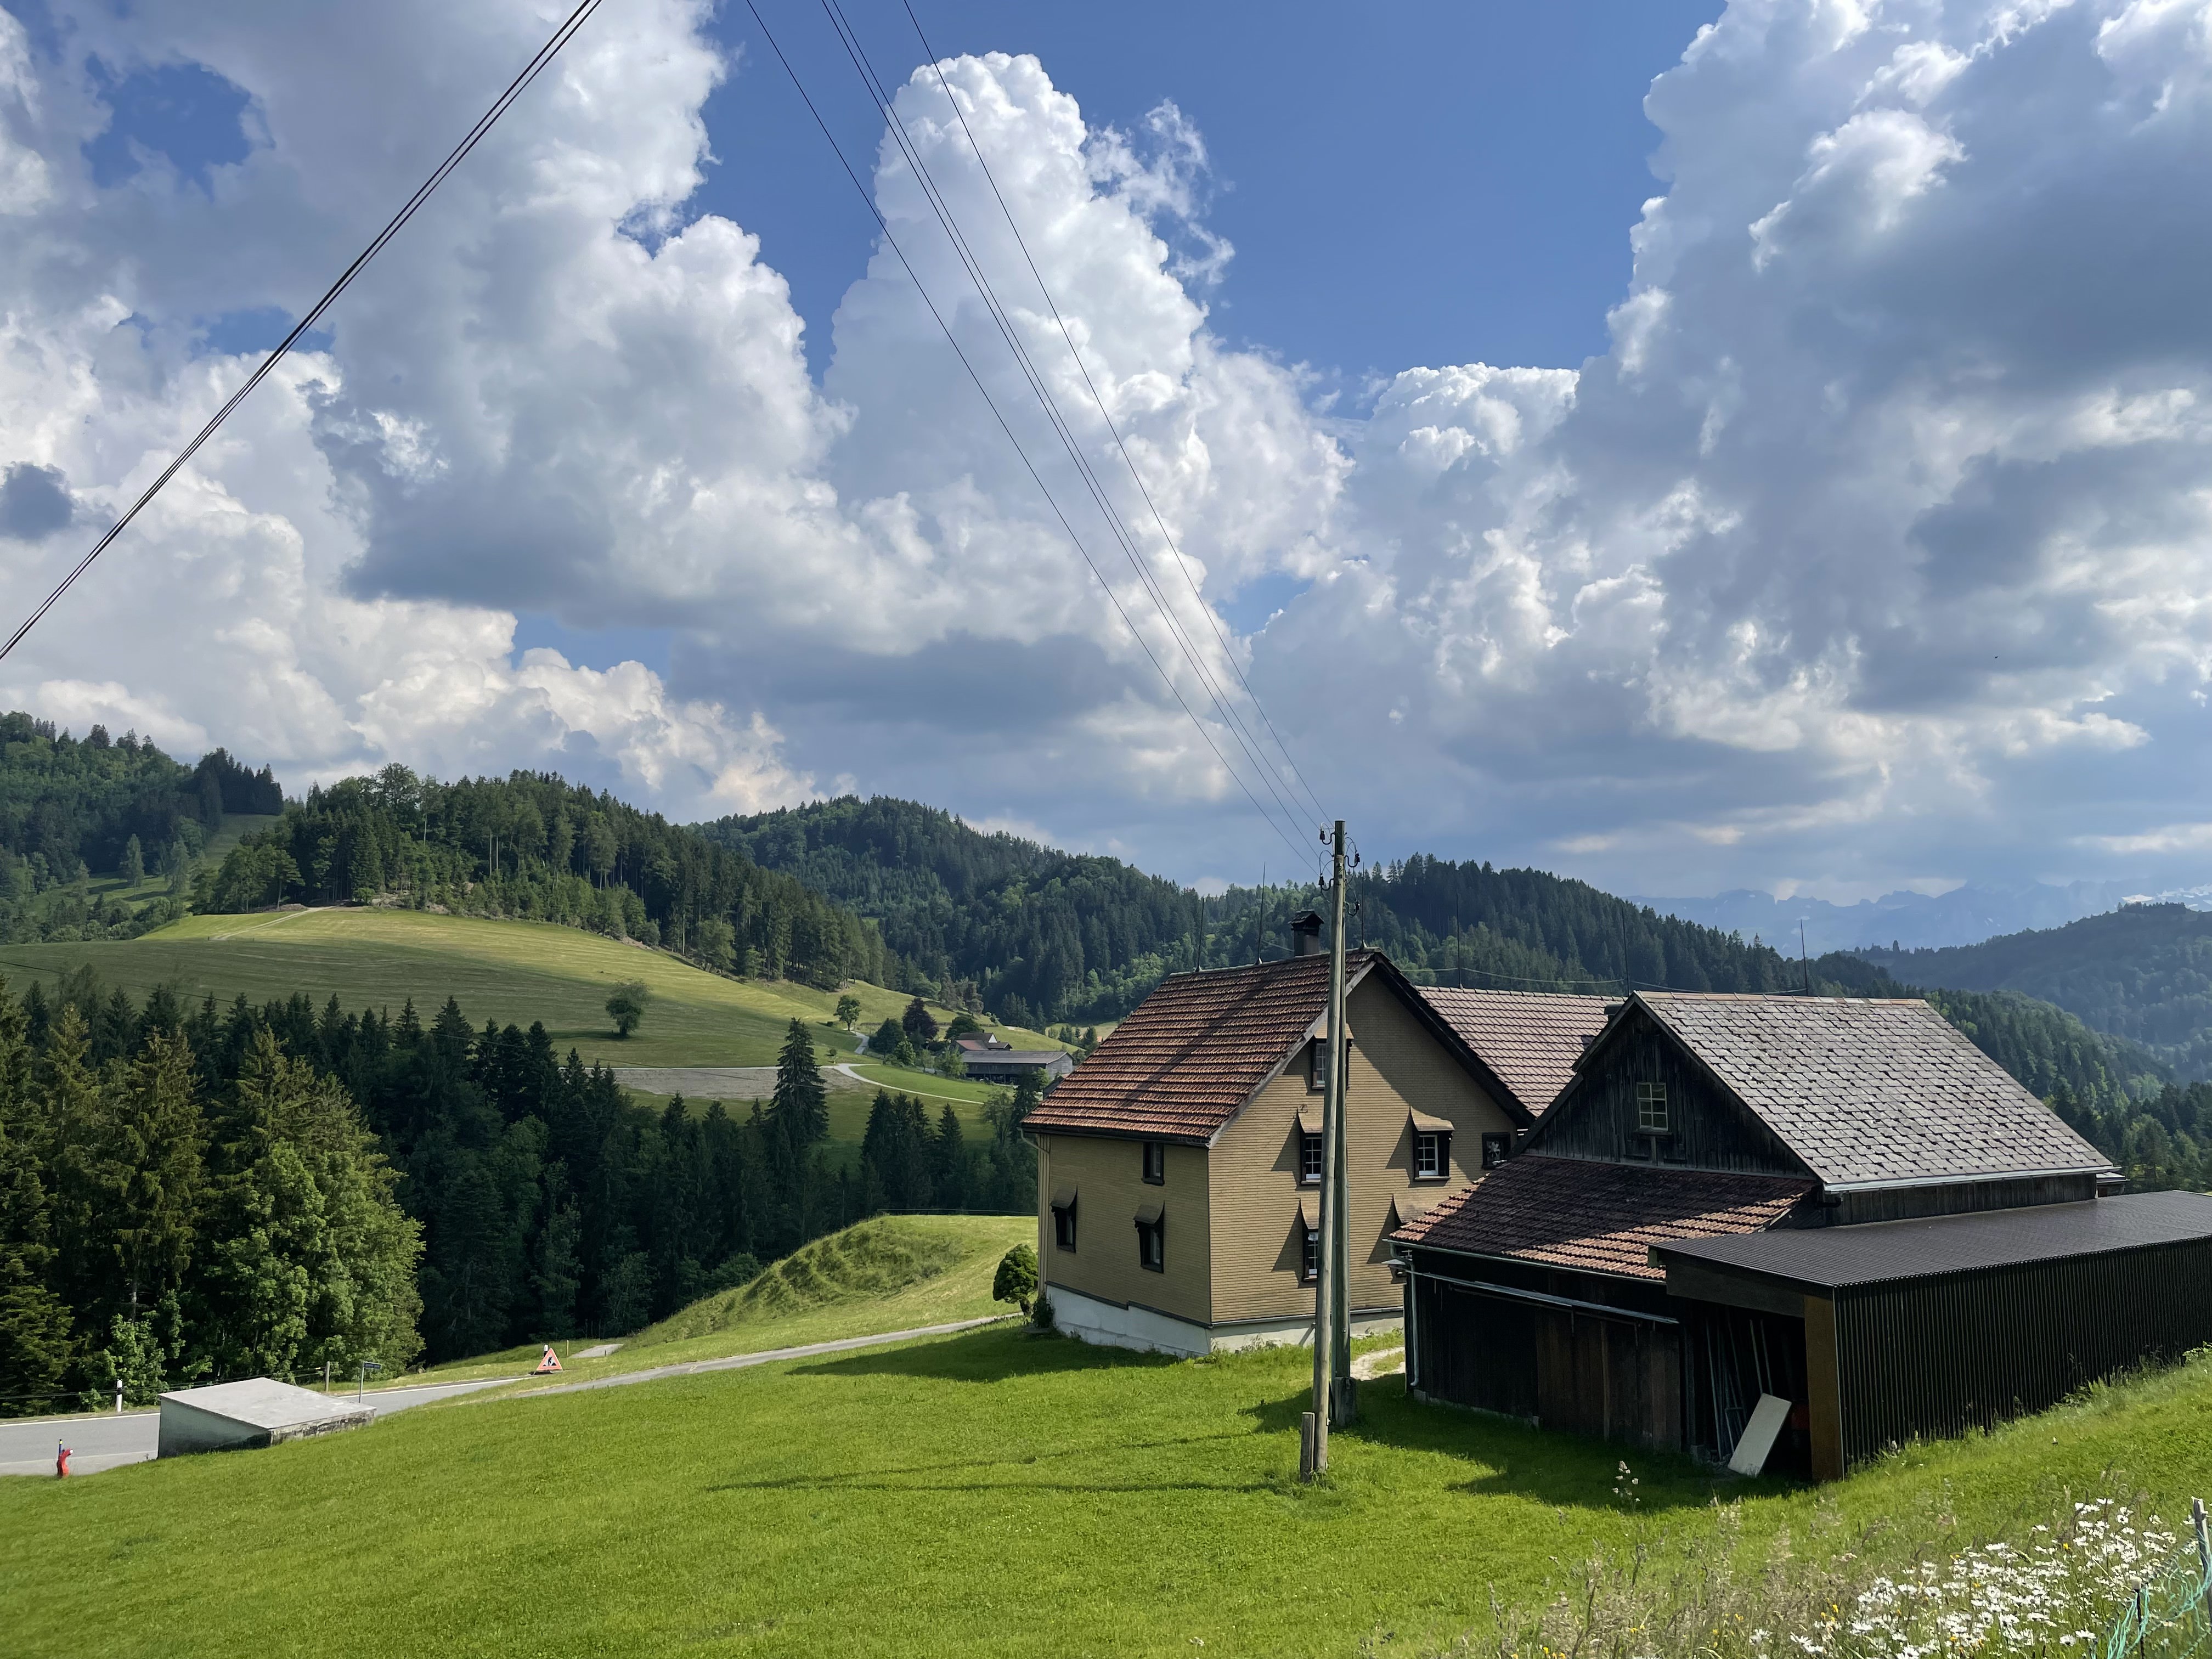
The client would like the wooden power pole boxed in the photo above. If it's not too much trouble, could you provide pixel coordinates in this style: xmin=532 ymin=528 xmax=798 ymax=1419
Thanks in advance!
xmin=1303 ymin=819 xmax=1351 ymax=1479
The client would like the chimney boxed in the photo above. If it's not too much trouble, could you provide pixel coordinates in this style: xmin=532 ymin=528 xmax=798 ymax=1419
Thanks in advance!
xmin=1289 ymin=910 xmax=1324 ymax=957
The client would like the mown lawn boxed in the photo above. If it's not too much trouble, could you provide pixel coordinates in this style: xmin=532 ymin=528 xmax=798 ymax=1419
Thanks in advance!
xmin=9 ymin=1297 xmax=2212 ymax=1658
xmin=0 ymin=908 xmax=1068 ymax=1069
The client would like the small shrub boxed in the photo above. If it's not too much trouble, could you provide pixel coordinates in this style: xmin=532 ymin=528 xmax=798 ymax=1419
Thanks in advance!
xmin=605 ymin=979 xmax=649 ymax=1037
xmin=992 ymin=1243 xmax=1039 ymax=1314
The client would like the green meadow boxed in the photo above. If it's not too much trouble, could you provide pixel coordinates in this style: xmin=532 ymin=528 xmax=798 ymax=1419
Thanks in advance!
xmin=7 ymin=1214 xmax=2211 ymax=1659
xmin=0 ymin=906 xmax=1068 ymax=1071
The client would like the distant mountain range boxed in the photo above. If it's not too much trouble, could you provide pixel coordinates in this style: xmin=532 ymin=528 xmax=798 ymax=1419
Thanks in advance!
xmin=1630 ymin=881 xmax=2212 ymax=955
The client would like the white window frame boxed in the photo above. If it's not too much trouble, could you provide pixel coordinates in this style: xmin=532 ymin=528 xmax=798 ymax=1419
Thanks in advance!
xmin=1637 ymin=1080 xmax=1670 ymax=1134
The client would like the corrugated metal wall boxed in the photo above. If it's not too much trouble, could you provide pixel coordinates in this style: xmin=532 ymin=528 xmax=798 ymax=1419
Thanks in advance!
xmin=1833 ymin=1237 xmax=2212 ymax=1464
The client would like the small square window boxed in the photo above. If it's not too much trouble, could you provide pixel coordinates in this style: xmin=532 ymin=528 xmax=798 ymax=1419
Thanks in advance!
xmin=1141 ymin=1140 xmax=1165 ymax=1184
xmin=1414 ymin=1131 xmax=1449 ymax=1180
xmin=1052 ymin=1201 xmax=1077 ymax=1251
xmin=1481 ymin=1131 xmax=1511 ymax=1171
xmin=1301 ymin=1227 xmax=1319 ymax=1282
xmin=1136 ymin=1215 xmax=1165 ymax=1272
xmin=1637 ymin=1081 xmax=1670 ymax=1134
xmin=1300 ymin=1132 xmax=1323 ymax=1184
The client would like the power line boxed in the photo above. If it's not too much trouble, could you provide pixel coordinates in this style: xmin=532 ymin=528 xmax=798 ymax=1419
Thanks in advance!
xmin=739 ymin=0 xmax=1312 ymax=865
xmin=814 ymin=0 xmax=1315 ymax=852
xmin=0 ymin=0 xmax=613 ymax=664
xmin=900 ymin=0 xmax=1331 ymax=827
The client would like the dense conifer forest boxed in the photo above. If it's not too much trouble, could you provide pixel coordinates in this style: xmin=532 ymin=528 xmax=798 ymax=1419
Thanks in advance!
xmin=1857 ymin=904 xmax=2212 ymax=1079
xmin=0 ymin=712 xmax=279 ymax=944
xmin=0 ymin=967 xmax=1039 ymax=1411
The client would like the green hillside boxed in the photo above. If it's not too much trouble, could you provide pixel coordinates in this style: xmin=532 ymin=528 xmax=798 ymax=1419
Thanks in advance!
xmin=1858 ymin=904 xmax=2212 ymax=1078
xmin=5 ymin=1258 xmax=2208 ymax=1658
xmin=0 ymin=907 xmax=1062 ymax=1070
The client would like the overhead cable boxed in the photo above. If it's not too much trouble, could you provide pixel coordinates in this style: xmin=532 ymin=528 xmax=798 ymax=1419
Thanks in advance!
xmin=740 ymin=0 xmax=1313 ymax=865
xmin=0 ymin=0 xmax=612 ymax=664
xmin=814 ymin=0 xmax=1315 ymax=853
xmin=900 ymin=0 xmax=1331 ymax=827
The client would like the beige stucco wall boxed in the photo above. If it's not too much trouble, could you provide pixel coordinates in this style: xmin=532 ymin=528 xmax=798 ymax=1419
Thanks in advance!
xmin=1035 ymin=1131 xmax=1212 ymax=1325
xmin=1207 ymin=972 xmax=1520 ymax=1325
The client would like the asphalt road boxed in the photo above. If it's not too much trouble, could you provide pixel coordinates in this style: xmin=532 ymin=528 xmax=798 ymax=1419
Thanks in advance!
xmin=517 ymin=1317 xmax=1001 ymax=1397
xmin=1 ymin=1378 xmax=512 ymax=1477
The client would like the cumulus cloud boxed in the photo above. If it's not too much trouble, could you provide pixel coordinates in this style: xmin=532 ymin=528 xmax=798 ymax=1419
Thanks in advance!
xmin=3 ymin=0 xmax=2211 ymax=897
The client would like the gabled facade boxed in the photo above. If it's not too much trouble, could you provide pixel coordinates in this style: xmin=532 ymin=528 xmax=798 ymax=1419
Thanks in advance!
xmin=1392 ymin=992 xmax=2211 ymax=1479
xmin=1022 ymin=950 xmax=1528 ymax=1356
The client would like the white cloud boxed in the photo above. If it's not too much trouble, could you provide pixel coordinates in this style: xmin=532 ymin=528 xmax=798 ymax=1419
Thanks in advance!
xmin=4 ymin=0 xmax=2212 ymax=901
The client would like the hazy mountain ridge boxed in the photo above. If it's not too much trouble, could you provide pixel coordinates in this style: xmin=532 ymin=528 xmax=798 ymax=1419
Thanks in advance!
xmin=1628 ymin=880 xmax=2201 ymax=955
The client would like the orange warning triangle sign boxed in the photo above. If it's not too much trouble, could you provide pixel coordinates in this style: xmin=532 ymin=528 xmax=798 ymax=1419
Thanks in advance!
xmin=534 ymin=1345 xmax=562 ymax=1374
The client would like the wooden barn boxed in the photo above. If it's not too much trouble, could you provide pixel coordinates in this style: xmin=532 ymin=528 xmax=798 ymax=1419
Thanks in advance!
xmin=1393 ymin=991 xmax=2212 ymax=1477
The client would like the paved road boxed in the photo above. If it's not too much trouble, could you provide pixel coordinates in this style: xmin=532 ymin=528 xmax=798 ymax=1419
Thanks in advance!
xmin=1 ymin=1378 xmax=512 ymax=1477
xmin=517 ymin=1318 xmax=1001 ymax=1398
xmin=613 ymin=1065 xmax=872 ymax=1100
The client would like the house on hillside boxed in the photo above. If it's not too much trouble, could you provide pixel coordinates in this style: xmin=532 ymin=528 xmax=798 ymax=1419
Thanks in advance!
xmin=1393 ymin=991 xmax=2212 ymax=1479
xmin=1022 ymin=917 xmax=1533 ymax=1356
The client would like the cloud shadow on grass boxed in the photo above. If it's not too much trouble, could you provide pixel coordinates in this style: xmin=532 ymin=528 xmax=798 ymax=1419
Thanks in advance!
xmin=702 ymin=1427 xmax=1271 ymax=1499
xmin=1239 ymin=1374 xmax=1739 ymax=1513
xmin=791 ymin=1324 xmax=1179 ymax=1385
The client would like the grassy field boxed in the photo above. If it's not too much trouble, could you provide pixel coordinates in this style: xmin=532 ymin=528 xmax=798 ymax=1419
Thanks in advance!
xmin=0 ymin=907 xmax=1068 ymax=1070
xmin=8 ymin=1215 xmax=2212 ymax=1658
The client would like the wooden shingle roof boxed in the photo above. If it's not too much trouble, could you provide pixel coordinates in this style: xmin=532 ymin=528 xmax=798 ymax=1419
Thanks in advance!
xmin=1417 ymin=988 xmax=1613 ymax=1116
xmin=1022 ymin=953 xmax=1365 ymax=1143
xmin=1630 ymin=993 xmax=2112 ymax=1189
xmin=1393 ymin=1154 xmax=1814 ymax=1280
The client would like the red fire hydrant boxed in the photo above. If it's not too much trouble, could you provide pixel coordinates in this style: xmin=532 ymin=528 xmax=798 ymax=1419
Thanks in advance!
xmin=55 ymin=1442 xmax=70 ymax=1478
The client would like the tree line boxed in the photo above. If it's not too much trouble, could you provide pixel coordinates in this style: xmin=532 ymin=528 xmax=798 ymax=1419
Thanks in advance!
xmin=0 ymin=711 xmax=280 ymax=945
xmin=0 ymin=969 xmax=1041 ymax=1411
xmin=194 ymin=766 xmax=896 ymax=989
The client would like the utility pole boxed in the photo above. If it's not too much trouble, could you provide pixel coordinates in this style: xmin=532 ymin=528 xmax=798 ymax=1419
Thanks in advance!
xmin=1303 ymin=819 xmax=1351 ymax=1479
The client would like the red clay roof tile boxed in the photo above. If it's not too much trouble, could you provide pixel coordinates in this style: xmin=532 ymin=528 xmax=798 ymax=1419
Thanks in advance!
xmin=1394 ymin=1154 xmax=1814 ymax=1280
xmin=1023 ymin=952 xmax=1373 ymax=1143
xmin=1417 ymin=988 xmax=1613 ymax=1116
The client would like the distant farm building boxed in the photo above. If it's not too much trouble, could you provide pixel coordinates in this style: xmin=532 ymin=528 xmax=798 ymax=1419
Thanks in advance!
xmin=1393 ymin=992 xmax=2212 ymax=1477
xmin=955 ymin=1035 xmax=1073 ymax=1086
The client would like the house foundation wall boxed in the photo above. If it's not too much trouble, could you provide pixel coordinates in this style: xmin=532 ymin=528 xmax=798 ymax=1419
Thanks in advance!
xmin=1048 ymin=1283 xmax=1400 ymax=1357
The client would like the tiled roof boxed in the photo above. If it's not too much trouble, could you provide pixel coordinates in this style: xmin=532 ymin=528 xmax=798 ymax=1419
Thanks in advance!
xmin=1417 ymin=988 xmax=1613 ymax=1115
xmin=1393 ymin=1155 xmax=1814 ymax=1280
xmin=1022 ymin=952 xmax=1374 ymax=1142
xmin=1634 ymin=994 xmax=2112 ymax=1188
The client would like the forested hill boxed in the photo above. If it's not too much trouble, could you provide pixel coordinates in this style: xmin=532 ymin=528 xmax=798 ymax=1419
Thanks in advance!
xmin=698 ymin=796 xmax=1197 ymax=1025
xmin=1857 ymin=905 xmax=2212 ymax=1079
xmin=198 ymin=769 xmax=894 ymax=990
xmin=1 ymin=712 xmax=280 ymax=939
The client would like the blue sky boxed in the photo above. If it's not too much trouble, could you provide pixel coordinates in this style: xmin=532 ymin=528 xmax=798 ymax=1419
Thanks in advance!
xmin=693 ymin=1 xmax=1722 ymax=384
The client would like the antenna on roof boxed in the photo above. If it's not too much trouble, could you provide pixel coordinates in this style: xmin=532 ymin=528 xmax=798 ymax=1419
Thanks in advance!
xmin=1799 ymin=921 xmax=1812 ymax=996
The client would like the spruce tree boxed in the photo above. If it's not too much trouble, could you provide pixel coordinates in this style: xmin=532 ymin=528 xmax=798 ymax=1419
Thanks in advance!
xmin=0 ymin=979 xmax=72 ymax=1412
xmin=770 ymin=1018 xmax=828 ymax=1151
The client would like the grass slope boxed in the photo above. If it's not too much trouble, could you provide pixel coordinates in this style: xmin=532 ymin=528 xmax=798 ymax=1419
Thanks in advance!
xmin=8 ymin=1259 xmax=2211 ymax=1658
xmin=413 ymin=1216 xmax=1031 ymax=1387
xmin=0 ymin=907 xmax=1066 ymax=1070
